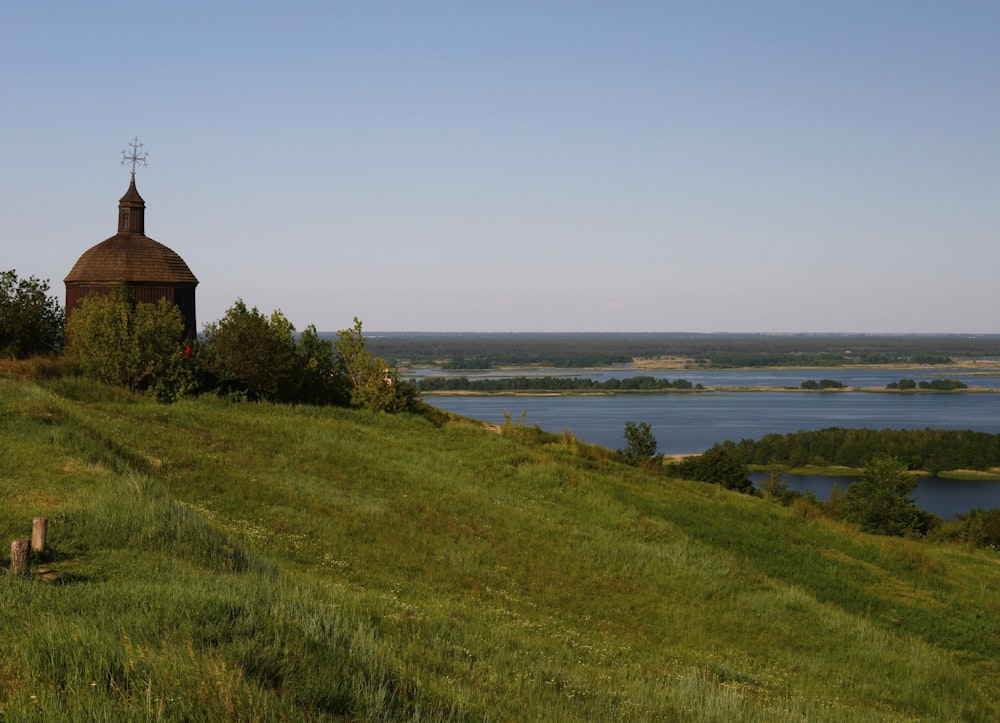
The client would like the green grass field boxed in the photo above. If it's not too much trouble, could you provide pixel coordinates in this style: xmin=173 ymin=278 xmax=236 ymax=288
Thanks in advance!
xmin=2 ymin=375 xmax=999 ymax=720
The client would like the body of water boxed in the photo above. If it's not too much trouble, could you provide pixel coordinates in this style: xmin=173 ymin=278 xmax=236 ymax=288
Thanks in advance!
xmin=425 ymin=376 xmax=1000 ymax=518
xmin=429 ymin=391 xmax=1000 ymax=454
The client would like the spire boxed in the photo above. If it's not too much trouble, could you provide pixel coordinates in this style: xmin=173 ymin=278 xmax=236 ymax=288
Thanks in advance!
xmin=117 ymin=174 xmax=146 ymax=234
xmin=118 ymin=137 xmax=148 ymax=234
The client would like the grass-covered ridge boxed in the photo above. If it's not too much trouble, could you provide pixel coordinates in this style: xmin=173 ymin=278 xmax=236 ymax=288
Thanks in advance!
xmin=2 ymin=376 xmax=1000 ymax=720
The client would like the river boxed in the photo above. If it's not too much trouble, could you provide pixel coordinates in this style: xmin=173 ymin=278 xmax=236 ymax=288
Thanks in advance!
xmin=417 ymin=368 xmax=1000 ymax=518
xmin=424 ymin=390 xmax=1000 ymax=454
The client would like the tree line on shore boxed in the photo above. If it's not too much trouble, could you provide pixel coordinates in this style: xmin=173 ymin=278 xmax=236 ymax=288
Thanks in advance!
xmin=368 ymin=331 xmax=1000 ymax=369
xmin=415 ymin=375 xmax=702 ymax=392
xmin=886 ymin=378 xmax=968 ymax=390
xmin=730 ymin=427 xmax=1000 ymax=474
xmin=419 ymin=375 xmax=974 ymax=393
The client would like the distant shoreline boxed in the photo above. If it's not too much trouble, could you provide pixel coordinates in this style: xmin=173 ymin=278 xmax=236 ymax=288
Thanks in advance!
xmin=631 ymin=359 xmax=1000 ymax=373
xmin=411 ymin=361 xmax=1000 ymax=396
xmin=403 ymin=360 xmax=1000 ymax=374
xmin=421 ymin=387 xmax=1000 ymax=397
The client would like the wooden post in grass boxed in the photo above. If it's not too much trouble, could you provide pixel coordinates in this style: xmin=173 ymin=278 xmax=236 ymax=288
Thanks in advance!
xmin=32 ymin=517 xmax=48 ymax=552
xmin=10 ymin=538 xmax=29 ymax=574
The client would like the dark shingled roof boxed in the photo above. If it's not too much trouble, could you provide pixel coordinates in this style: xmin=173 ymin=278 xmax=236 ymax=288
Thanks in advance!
xmin=64 ymin=233 xmax=198 ymax=284
xmin=64 ymin=177 xmax=198 ymax=285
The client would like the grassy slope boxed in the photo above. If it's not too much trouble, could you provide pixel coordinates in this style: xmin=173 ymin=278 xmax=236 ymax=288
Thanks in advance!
xmin=2 ymin=377 xmax=999 ymax=721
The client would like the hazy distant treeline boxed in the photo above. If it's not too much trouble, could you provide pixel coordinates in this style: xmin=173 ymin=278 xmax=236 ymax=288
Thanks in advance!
xmin=361 ymin=332 xmax=1000 ymax=369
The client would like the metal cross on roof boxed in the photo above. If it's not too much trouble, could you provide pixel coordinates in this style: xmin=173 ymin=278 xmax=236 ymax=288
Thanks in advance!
xmin=121 ymin=137 xmax=148 ymax=177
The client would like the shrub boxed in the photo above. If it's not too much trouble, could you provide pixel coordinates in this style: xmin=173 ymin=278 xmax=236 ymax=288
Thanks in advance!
xmin=65 ymin=285 xmax=187 ymax=393
xmin=619 ymin=421 xmax=658 ymax=466
xmin=152 ymin=339 xmax=206 ymax=402
xmin=296 ymin=324 xmax=350 ymax=406
xmin=0 ymin=269 xmax=64 ymax=358
xmin=667 ymin=443 xmax=753 ymax=493
xmin=843 ymin=456 xmax=926 ymax=536
xmin=953 ymin=508 xmax=1000 ymax=548
xmin=201 ymin=301 xmax=299 ymax=401
xmin=335 ymin=317 xmax=419 ymax=412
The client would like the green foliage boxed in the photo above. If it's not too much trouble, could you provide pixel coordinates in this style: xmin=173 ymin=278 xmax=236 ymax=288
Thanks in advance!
xmin=201 ymin=301 xmax=346 ymax=405
xmin=843 ymin=456 xmax=927 ymax=536
xmin=668 ymin=443 xmax=753 ymax=493
xmin=619 ymin=420 xmax=658 ymax=465
xmin=440 ymin=355 xmax=493 ymax=370
xmin=97 ymin=300 xmax=413 ymax=410
xmin=800 ymin=378 xmax=845 ymax=390
xmin=66 ymin=285 xmax=187 ymax=393
xmin=0 ymin=269 xmax=64 ymax=358
xmin=151 ymin=339 xmax=205 ymax=403
xmin=734 ymin=426 xmax=1000 ymax=474
xmin=918 ymin=378 xmax=968 ymax=391
xmin=886 ymin=378 xmax=967 ymax=391
xmin=947 ymin=508 xmax=1000 ymax=548
xmin=296 ymin=323 xmax=349 ymax=405
xmin=825 ymin=483 xmax=847 ymax=520
xmin=335 ymin=317 xmax=419 ymax=412
xmin=202 ymin=300 xmax=299 ymax=401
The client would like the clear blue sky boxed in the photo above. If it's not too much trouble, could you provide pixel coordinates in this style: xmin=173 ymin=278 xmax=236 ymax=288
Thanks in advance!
xmin=3 ymin=2 xmax=998 ymax=333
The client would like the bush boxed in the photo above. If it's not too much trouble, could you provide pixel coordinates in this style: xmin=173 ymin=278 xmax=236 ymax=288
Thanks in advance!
xmin=201 ymin=301 xmax=348 ymax=405
xmin=66 ymin=285 xmax=188 ymax=393
xmin=335 ymin=317 xmax=419 ymax=412
xmin=953 ymin=508 xmax=1000 ymax=548
xmin=0 ymin=269 xmax=64 ymax=358
xmin=843 ymin=456 xmax=926 ymax=536
xmin=296 ymin=324 xmax=349 ymax=406
xmin=201 ymin=301 xmax=299 ymax=401
xmin=619 ymin=421 xmax=658 ymax=466
xmin=667 ymin=443 xmax=753 ymax=493
xmin=152 ymin=339 xmax=206 ymax=402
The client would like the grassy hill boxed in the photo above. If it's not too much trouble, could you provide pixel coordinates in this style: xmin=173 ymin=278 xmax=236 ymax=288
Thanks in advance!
xmin=2 ymin=375 xmax=999 ymax=721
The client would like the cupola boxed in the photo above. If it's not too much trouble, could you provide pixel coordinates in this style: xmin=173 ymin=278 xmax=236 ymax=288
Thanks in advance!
xmin=65 ymin=139 xmax=199 ymax=337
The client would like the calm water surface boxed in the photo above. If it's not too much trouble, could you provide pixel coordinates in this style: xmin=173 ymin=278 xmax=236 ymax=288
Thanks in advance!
xmin=425 ymin=375 xmax=1000 ymax=518
xmin=428 ymin=392 xmax=1000 ymax=453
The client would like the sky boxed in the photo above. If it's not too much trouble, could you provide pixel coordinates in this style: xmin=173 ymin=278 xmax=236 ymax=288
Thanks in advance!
xmin=2 ymin=2 xmax=998 ymax=333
